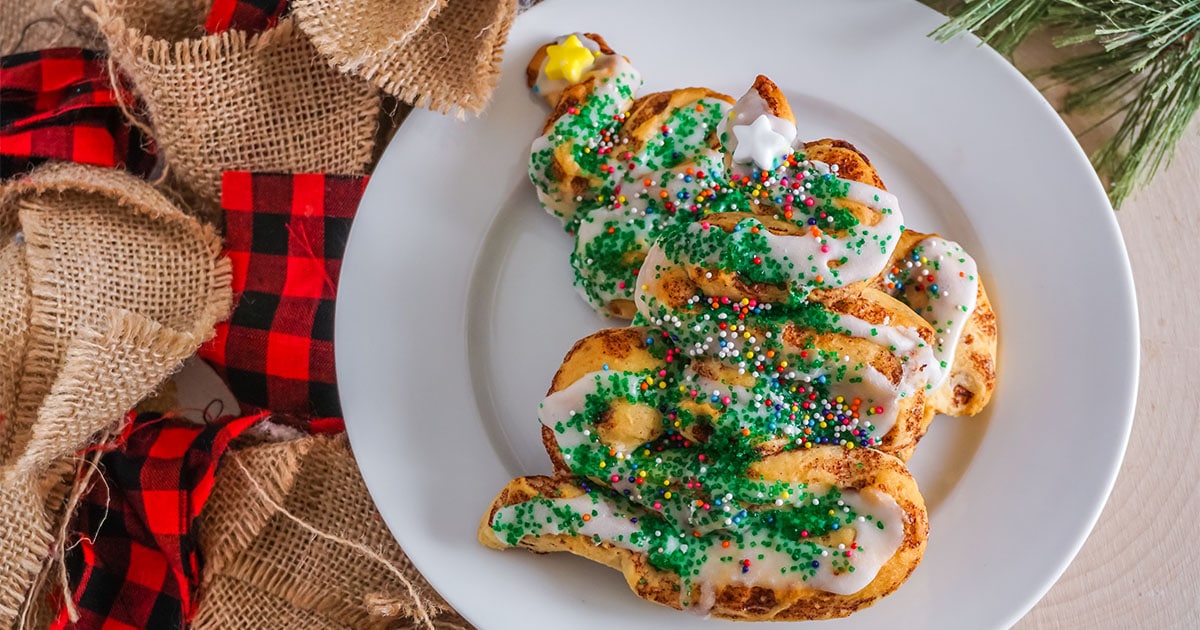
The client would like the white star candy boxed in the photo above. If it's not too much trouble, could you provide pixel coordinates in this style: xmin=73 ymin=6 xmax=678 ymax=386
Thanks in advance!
xmin=731 ymin=115 xmax=793 ymax=170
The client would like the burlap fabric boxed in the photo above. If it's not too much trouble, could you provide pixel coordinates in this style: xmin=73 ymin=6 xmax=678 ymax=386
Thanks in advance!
xmin=0 ymin=242 xmax=30 ymax=439
xmin=0 ymin=0 xmax=100 ymax=55
xmin=0 ymin=163 xmax=231 ymax=626
xmin=293 ymin=0 xmax=516 ymax=115
xmin=88 ymin=1 xmax=382 ymax=212
xmin=291 ymin=0 xmax=450 ymax=75
xmin=194 ymin=435 xmax=468 ymax=629
xmin=1 ymin=0 xmax=531 ymax=624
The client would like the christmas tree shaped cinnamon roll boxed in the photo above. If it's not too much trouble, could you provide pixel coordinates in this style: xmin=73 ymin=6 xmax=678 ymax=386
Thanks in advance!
xmin=527 ymin=33 xmax=740 ymax=318
xmin=483 ymin=34 xmax=1000 ymax=620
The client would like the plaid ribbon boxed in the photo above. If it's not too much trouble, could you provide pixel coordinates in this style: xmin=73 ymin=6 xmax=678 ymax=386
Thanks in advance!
xmin=198 ymin=172 xmax=366 ymax=425
xmin=55 ymin=411 xmax=266 ymax=629
xmin=205 ymin=0 xmax=291 ymax=34
xmin=0 ymin=48 xmax=156 ymax=178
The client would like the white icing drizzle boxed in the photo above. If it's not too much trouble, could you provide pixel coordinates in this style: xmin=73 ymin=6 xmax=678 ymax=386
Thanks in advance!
xmin=538 ymin=369 xmax=640 ymax=451
xmin=692 ymin=486 xmax=903 ymax=606
xmin=685 ymin=209 xmax=901 ymax=290
xmin=640 ymin=158 xmax=904 ymax=296
xmin=886 ymin=237 xmax=979 ymax=389
xmin=632 ymin=247 xmax=922 ymax=445
xmin=571 ymin=148 xmax=728 ymax=309
xmin=541 ymin=350 xmax=903 ymax=471
xmin=831 ymin=312 xmax=943 ymax=395
xmin=492 ymin=487 xmax=906 ymax=607
xmin=494 ymin=494 xmax=643 ymax=545
xmin=572 ymin=207 xmax=655 ymax=310
xmin=808 ymin=159 xmax=901 ymax=209
xmin=685 ymin=358 xmax=905 ymax=443
xmin=797 ymin=159 xmax=904 ymax=288
xmin=528 ymin=54 xmax=643 ymax=223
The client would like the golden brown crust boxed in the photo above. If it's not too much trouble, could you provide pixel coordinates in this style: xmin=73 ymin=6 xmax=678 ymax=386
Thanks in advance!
xmin=541 ymin=79 xmax=597 ymax=135
xmin=545 ymin=328 xmax=661 ymax=476
xmin=803 ymin=139 xmax=887 ymax=191
xmin=525 ymin=45 xmax=546 ymax=89
xmin=687 ymin=121 xmax=891 ymax=305
xmin=744 ymin=76 xmax=889 ymax=215
xmin=943 ymin=280 xmax=997 ymax=415
xmin=544 ymin=324 xmax=928 ymax=461
xmin=479 ymin=447 xmax=927 ymax=620
xmin=478 ymin=476 xmax=686 ymax=608
xmin=534 ymin=98 xmax=608 ymax=209
xmin=549 ymin=327 xmax=657 ymax=394
xmin=810 ymin=285 xmax=936 ymax=349
xmin=615 ymin=87 xmax=734 ymax=156
xmin=750 ymin=75 xmax=796 ymax=127
xmin=686 ymin=213 xmax=802 ymax=305
xmin=607 ymin=298 xmax=637 ymax=319
xmin=528 ymin=34 xmax=737 ymax=318
xmin=867 ymin=229 xmax=999 ymax=417
xmin=541 ymin=424 xmax=570 ymax=476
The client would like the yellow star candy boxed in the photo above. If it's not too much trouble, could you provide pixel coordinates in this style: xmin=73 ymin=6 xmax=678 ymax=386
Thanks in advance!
xmin=544 ymin=34 xmax=598 ymax=83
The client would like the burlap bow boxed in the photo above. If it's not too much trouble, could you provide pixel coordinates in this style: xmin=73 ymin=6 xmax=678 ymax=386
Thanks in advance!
xmin=0 ymin=163 xmax=230 ymax=627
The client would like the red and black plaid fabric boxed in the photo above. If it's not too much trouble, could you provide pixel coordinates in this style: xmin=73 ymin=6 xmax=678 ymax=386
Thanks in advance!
xmin=0 ymin=48 xmax=156 ymax=179
xmin=198 ymin=172 xmax=367 ymax=424
xmin=55 ymin=411 xmax=266 ymax=629
xmin=204 ymin=0 xmax=290 ymax=34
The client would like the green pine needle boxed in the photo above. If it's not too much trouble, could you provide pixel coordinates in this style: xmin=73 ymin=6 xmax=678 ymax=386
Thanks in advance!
xmin=933 ymin=0 xmax=1200 ymax=207
xmin=932 ymin=0 xmax=1054 ymax=54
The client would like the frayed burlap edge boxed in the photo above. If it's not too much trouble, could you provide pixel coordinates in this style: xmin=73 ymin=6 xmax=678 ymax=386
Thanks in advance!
xmin=195 ymin=436 xmax=467 ymax=629
xmin=0 ymin=162 xmax=231 ymax=349
xmin=1 ymin=310 xmax=218 ymax=627
xmin=1 ymin=162 xmax=226 ymax=243
xmin=0 ymin=161 xmax=230 ymax=466
xmin=92 ymin=12 xmax=319 ymax=81
xmin=0 ymin=181 xmax=21 ymax=241
xmin=88 ymin=3 xmax=381 ymax=209
xmin=294 ymin=0 xmax=516 ymax=117
xmin=0 ymin=162 xmax=232 ymax=627
xmin=397 ymin=0 xmax=516 ymax=117
xmin=0 ymin=312 xmax=232 ymax=627
xmin=0 ymin=470 xmax=53 ymax=625
xmin=290 ymin=0 xmax=449 ymax=74
xmin=19 ymin=312 xmax=216 ymax=470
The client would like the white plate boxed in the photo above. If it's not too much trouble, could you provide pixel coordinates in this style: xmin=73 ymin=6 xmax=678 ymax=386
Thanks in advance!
xmin=336 ymin=1 xmax=1138 ymax=627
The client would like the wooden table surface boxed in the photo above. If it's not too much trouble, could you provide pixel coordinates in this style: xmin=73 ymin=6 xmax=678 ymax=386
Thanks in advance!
xmin=1009 ymin=36 xmax=1200 ymax=630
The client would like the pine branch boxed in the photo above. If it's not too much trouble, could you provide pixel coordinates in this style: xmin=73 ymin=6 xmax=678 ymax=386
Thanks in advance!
xmin=933 ymin=0 xmax=1200 ymax=207
xmin=932 ymin=0 xmax=1054 ymax=54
